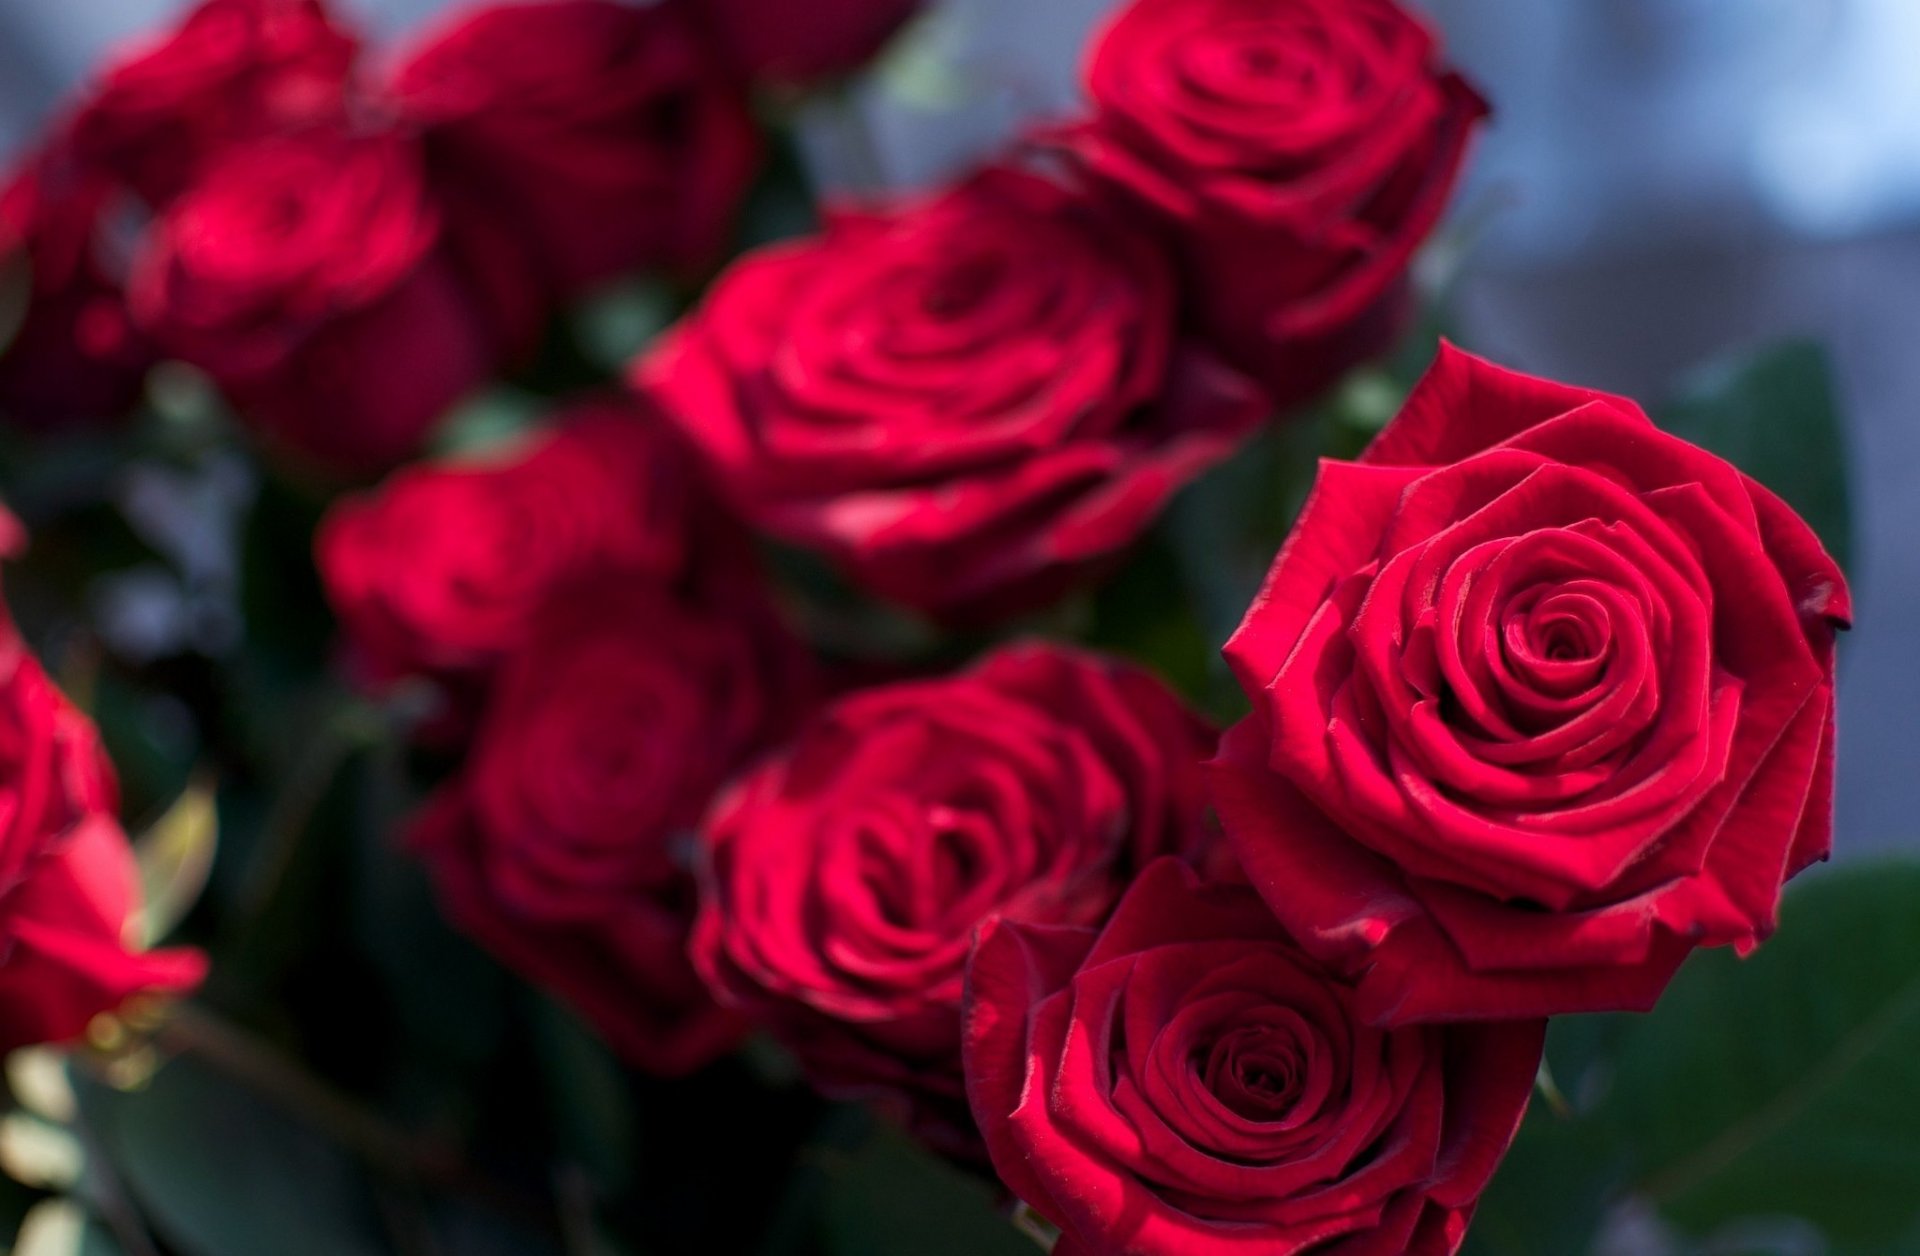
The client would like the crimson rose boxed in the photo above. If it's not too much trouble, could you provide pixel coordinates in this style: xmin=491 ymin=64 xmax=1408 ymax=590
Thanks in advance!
xmin=412 ymin=579 xmax=806 ymax=1076
xmin=389 ymin=0 xmax=759 ymax=301
xmin=70 ymin=0 xmax=361 ymax=206
xmin=316 ymin=398 xmax=708 ymax=720
xmin=1064 ymin=0 xmax=1486 ymax=409
xmin=638 ymin=166 xmax=1263 ymax=619
xmin=1211 ymin=346 xmax=1850 ymax=1022
xmin=965 ymin=859 xmax=1543 ymax=1256
xmin=682 ymin=0 xmax=923 ymax=84
xmin=128 ymin=128 xmax=497 ymax=473
xmin=0 ymin=533 xmax=204 ymax=1050
xmin=690 ymin=644 xmax=1217 ymax=1152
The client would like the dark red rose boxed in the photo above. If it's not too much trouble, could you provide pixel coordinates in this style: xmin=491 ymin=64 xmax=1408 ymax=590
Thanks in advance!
xmin=638 ymin=166 xmax=1264 ymax=619
xmin=0 ymin=153 xmax=154 ymax=428
xmin=681 ymin=0 xmax=922 ymax=84
xmin=316 ymin=397 xmax=708 ymax=720
xmin=128 ymin=128 xmax=497 ymax=474
xmin=690 ymin=644 xmax=1218 ymax=1153
xmin=965 ymin=859 xmax=1543 ymax=1256
xmin=70 ymin=0 xmax=361 ymax=206
xmin=0 ymin=530 xmax=204 ymax=1050
xmin=1210 ymin=345 xmax=1850 ymax=1022
xmin=1063 ymin=0 xmax=1486 ymax=409
xmin=412 ymin=578 xmax=807 ymax=1076
xmin=388 ymin=0 xmax=760 ymax=302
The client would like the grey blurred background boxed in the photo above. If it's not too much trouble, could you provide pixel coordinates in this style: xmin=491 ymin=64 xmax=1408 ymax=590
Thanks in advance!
xmin=2 ymin=0 xmax=1913 ymax=856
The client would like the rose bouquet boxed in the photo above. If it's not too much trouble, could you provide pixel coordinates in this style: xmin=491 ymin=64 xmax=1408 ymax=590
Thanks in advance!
xmin=0 ymin=1 xmax=1891 ymax=1254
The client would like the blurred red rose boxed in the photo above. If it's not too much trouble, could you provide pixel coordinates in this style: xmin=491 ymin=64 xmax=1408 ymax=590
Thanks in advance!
xmin=965 ymin=859 xmax=1543 ymax=1256
xmin=388 ymin=0 xmax=760 ymax=305
xmin=690 ymin=644 xmax=1218 ymax=1153
xmin=0 ymin=153 xmax=154 ymax=429
xmin=638 ymin=166 xmax=1263 ymax=620
xmin=1211 ymin=346 xmax=1850 ymax=1023
xmin=412 ymin=579 xmax=808 ymax=1076
xmin=70 ymin=0 xmax=362 ymax=206
xmin=681 ymin=0 xmax=922 ymax=84
xmin=1063 ymin=0 xmax=1486 ymax=409
xmin=128 ymin=128 xmax=498 ymax=474
xmin=316 ymin=398 xmax=716 ymax=727
xmin=0 ymin=524 xmax=204 ymax=1051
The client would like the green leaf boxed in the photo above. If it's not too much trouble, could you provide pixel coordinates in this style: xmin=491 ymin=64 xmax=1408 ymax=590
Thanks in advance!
xmin=1658 ymin=341 xmax=1853 ymax=574
xmin=1607 ymin=860 xmax=1920 ymax=1250
xmin=134 ymin=773 xmax=218 ymax=945
xmin=76 ymin=1055 xmax=388 ymax=1256
xmin=820 ymin=1121 xmax=1035 ymax=1256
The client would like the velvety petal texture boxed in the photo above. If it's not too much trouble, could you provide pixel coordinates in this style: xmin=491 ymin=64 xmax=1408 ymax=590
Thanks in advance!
xmin=389 ymin=0 xmax=760 ymax=302
xmin=690 ymin=644 xmax=1219 ymax=1152
xmin=411 ymin=578 xmax=807 ymax=1076
xmin=964 ymin=859 xmax=1543 ymax=1256
xmin=1212 ymin=345 xmax=1851 ymax=1022
xmin=1064 ymin=0 xmax=1487 ymax=409
xmin=637 ymin=165 xmax=1265 ymax=620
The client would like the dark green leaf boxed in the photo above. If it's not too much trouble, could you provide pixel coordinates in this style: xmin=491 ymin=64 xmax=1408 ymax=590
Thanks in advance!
xmin=1658 ymin=341 xmax=1853 ymax=573
xmin=820 ymin=1121 xmax=1034 ymax=1256
xmin=1608 ymin=860 xmax=1920 ymax=1249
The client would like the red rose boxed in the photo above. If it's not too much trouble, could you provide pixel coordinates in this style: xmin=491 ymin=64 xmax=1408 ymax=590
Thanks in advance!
xmin=690 ymin=644 xmax=1218 ymax=1152
xmin=388 ymin=0 xmax=760 ymax=300
xmin=1064 ymin=0 xmax=1486 ymax=409
xmin=0 ymin=548 xmax=204 ymax=1050
xmin=638 ymin=167 xmax=1263 ymax=619
xmin=316 ymin=398 xmax=708 ymax=719
xmin=1210 ymin=346 xmax=1850 ymax=1022
xmin=128 ymin=129 xmax=497 ymax=474
xmin=681 ymin=0 xmax=922 ymax=84
xmin=964 ymin=859 xmax=1543 ymax=1256
xmin=0 ymin=153 xmax=154 ymax=429
xmin=412 ymin=579 xmax=806 ymax=1076
xmin=71 ymin=0 xmax=361 ymax=206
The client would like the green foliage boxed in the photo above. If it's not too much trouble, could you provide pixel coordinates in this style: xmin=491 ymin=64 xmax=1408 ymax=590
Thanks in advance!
xmin=818 ymin=1120 xmax=1035 ymax=1256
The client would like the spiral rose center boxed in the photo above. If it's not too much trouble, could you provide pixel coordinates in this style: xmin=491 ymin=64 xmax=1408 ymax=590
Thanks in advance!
xmin=1203 ymin=1024 xmax=1310 ymax=1119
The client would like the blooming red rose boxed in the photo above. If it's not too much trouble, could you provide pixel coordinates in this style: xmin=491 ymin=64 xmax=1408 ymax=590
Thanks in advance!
xmin=638 ymin=166 xmax=1264 ymax=619
xmin=388 ymin=0 xmax=759 ymax=302
xmin=965 ymin=858 xmax=1543 ymax=1256
xmin=412 ymin=578 xmax=807 ymax=1076
xmin=70 ymin=0 xmax=361 ymax=206
xmin=0 ymin=153 xmax=154 ymax=428
xmin=0 ymin=536 xmax=204 ymax=1050
xmin=690 ymin=644 xmax=1218 ymax=1152
xmin=1063 ymin=0 xmax=1486 ymax=409
xmin=681 ymin=0 xmax=922 ymax=84
xmin=128 ymin=128 xmax=497 ymax=474
xmin=1210 ymin=346 xmax=1850 ymax=1023
xmin=316 ymin=397 xmax=710 ymax=720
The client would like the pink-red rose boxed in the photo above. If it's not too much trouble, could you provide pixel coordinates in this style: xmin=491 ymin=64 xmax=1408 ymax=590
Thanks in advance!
xmin=965 ymin=859 xmax=1543 ymax=1256
xmin=316 ymin=397 xmax=710 ymax=721
xmin=681 ymin=0 xmax=922 ymax=84
xmin=690 ymin=644 xmax=1218 ymax=1153
xmin=1064 ymin=0 xmax=1486 ymax=409
xmin=638 ymin=166 xmax=1263 ymax=619
xmin=411 ymin=578 xmax=806 ymax=1076
xmin=70 ymin=0 xmax=361 ymax=206
xmin=1210 ymin=346 xmax=1850 ymax=1022
xmin=128 ymin=128 xmax=495 ymax=474
xmin=389 ymin=0 xmax=759 ymax=301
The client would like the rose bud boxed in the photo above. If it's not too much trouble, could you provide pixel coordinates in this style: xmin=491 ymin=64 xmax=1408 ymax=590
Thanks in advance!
xmin=690 ymin=643 xmax=1218 ymax=1155
xmin=388 ymin=0 xmax=760 ymax=305
xmin=70 ymin=0 xmax=362 ymax=207
xmin=412 ymin=577 xmax=808 ymax=1077
xmin=127 ymin=128 xmax=500 ymax=475
xmin=1061 ymin=0 xmax=1487 ymax=410
xmin=1210 ymin=345 xmax=1850 ymax=1022
xmin=964 ymin=858 xmax=1543 ymax=1256
xmin=637 ymin=165 xmax=1264 ymax=620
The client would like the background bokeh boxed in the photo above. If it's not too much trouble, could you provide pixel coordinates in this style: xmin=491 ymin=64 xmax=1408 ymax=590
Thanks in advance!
xmin=3 ymin=0 xmax=1911 ymax=854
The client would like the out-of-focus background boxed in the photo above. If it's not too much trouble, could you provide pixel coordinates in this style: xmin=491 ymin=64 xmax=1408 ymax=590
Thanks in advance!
xmin=5 ymin=0 xmax=1912 ymax=854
